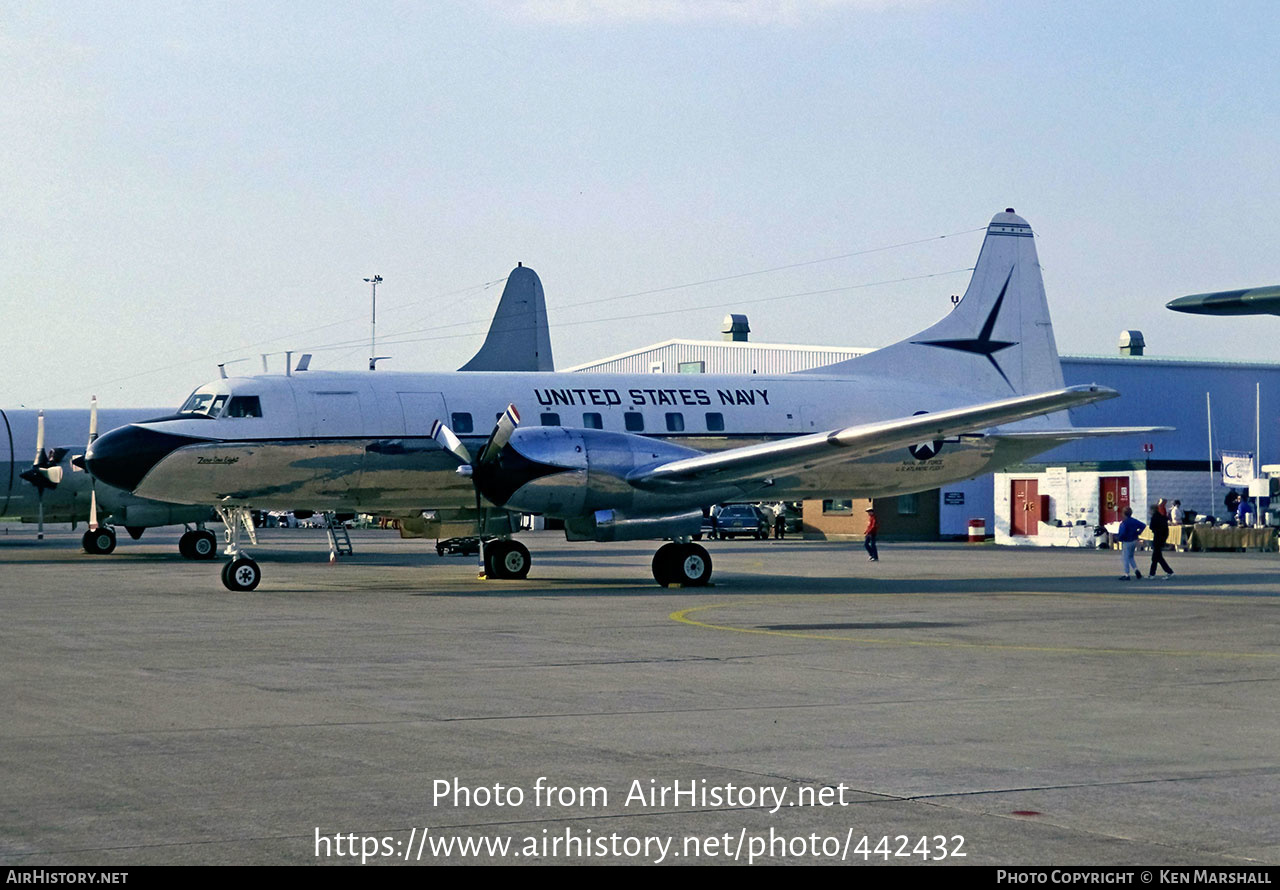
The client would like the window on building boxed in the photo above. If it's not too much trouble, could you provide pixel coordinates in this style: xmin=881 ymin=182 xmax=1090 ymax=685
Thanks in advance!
xmin=665 ymin=412 xmax=685 ymax=432
xmin=451 ymin=412 xmax=473 ymax=434
xmin=897 ymin=493 xmax=919 ymax=516
xmin=823 ymin=499 xmax=854 ymax=515
xmin=625 ymin=412 xmax=645 ymax=432
xmin=678 ymin=361 xmax=705 ymax=374
xmin=705 ymin=412 xmax=725 ymax=432
xmin=583 ymin=412 xmax=603 ymax=429
xmin=540 ymin=412 xmax=561 ymax=426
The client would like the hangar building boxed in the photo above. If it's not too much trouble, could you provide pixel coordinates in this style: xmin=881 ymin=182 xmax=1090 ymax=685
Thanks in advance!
xmin=568 ymin=317 xmax=1278 ymax=544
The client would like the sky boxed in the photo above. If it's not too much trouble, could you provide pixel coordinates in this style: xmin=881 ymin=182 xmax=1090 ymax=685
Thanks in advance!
xmin=3 ymin=0 xmax=1279 ymax=409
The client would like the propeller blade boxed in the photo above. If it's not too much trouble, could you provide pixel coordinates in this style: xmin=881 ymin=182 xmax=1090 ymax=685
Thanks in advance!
xmin=34 ymin=410 xmax=45 ymax=465
xmin=20 ymin=411 xmax=62 ymax=491
xmin=88 ymin=395 xmax=100 ymax=530
xmin=476 ymin=404 xmax=520 ymax=466
xmin=429 ymin=418 xmax=472 ymax=464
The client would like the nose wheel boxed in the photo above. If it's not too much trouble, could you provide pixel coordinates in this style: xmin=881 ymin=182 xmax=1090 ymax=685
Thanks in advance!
xmin=652 ymin=542 xmax=712 ymax=587
xmin=221 ymin=556 xmax=262 ymax=591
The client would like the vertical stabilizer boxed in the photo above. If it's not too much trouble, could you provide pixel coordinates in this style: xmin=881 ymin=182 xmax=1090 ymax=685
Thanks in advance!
xmin=459 ymin=265 xmax=554 ymax=372
xmin=806 ymin=209 xmax=1065 ymax=396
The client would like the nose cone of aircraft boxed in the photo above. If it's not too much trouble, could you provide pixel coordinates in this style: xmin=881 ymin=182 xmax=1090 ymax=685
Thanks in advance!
xmin=86 ymin=424 xmax=201 ymax=492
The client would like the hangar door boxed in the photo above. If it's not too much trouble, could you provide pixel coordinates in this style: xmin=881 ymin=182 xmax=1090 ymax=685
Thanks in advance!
xmin=1099 ymin=476 xmax=1130 ymax=525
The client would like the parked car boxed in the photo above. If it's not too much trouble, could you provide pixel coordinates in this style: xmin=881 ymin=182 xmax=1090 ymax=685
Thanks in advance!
xmin=713 ymin=504 xmax=772 ymax=539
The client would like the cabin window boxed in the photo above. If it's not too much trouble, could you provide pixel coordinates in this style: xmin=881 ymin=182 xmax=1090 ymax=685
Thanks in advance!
xmin=226 ymin=396 xmax=262 ymax=418
xmin=625 ymin=412 xmax=644 ymax=432
xmin=540 ymin=412 xmax=561 ymax=426
xmin=583 ymin=412 xmax=603 ymax=429
xmin=705 ymin=412 xmax=725 ymax=432
xmin=665 ymin=412 xmax=685 ymax=432
xmin=451 ymin=412 xmax=474 ymax=434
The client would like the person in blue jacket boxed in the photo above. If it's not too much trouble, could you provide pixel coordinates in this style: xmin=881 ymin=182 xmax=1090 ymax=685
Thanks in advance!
xmin=1115 ymin=506 xmax=1146 ymax=580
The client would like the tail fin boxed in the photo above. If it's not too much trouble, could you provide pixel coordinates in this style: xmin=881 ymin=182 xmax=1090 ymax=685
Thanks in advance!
xmin=806 ymin=209 xmax=1065 ymax=396
xmin=459 ymin=264 xmax=554 ymax=372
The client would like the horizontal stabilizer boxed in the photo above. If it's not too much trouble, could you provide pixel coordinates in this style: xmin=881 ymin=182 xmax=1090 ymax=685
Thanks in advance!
xmin=630 ymin=384 xmax=1117 ymax=491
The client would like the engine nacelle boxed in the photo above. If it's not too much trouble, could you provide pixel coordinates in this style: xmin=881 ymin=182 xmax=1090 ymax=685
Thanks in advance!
xmin=565 ymin=508 xmax=703 ymax=543
xmin=482 ymin=427 xmax=706 ymax=518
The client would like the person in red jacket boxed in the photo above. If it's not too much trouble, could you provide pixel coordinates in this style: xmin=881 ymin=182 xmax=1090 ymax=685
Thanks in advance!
xmin=864 ymin=507 xmax=879 ymax=562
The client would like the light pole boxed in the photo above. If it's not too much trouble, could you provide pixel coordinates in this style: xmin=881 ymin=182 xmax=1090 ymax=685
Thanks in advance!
xmin=364 ymin=275 xmax=382 ymax=370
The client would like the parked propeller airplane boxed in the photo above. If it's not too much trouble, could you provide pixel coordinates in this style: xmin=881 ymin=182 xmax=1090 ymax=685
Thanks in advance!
xmin=2 ymin=402 xmax=219 ymax=555
xmin=87 ymin=210 xmax=1163 ymax=590
xmin=3 ymin=263 xmax=553 ymax=556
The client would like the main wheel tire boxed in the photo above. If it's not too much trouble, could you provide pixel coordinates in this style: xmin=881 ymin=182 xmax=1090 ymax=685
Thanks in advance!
xmin=191 ymin=530 xmax=217 ymax=560
xmin=179 ymin=531 xmax=194 ymax=559
xmin=651 ymin=542 xmax=682 ymax=587
xmin=497 ymin=540 xmax=531 ymax=579
xmin=672 ymin=543 xmax=712 ymax=586
xmin=82 ymin=527 xmax=117 ymax=555
xmin=223 ymin=556 xmax=261 ymax=591
xmin=484 ymin=540 xmax=532 ymax=579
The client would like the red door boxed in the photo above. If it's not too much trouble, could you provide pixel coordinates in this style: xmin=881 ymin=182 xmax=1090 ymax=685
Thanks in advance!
xmin=1099 ymin=476 xmax=1130 ymax=525
xmin=1010 ymin=479 xmax=1041 ymax=536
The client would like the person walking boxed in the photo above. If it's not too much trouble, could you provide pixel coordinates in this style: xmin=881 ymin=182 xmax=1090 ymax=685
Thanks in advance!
xmin=1148 ymin=503 xmax=1174 ymax=579
xmin=1116 ymin=506 xmax=1145 ymax=580
xmin=863 ymin=507 xmax=879 ymax=562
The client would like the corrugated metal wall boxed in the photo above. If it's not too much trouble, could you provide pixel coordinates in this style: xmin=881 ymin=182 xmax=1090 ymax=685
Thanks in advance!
xmin=569 ymin=341 xmax=869 ymax=376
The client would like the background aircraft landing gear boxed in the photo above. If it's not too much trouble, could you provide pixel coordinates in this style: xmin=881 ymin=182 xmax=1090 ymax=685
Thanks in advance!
xmin=82 ymin=526 xmax=117 ymax=555
xmin=221 ymin=556 xmax=261 ymax=591
xmin=179 ymin=529 xmax=218 ymax=560
xmin=484 ymin=539 xmax=531 ymax=579
xmin=652 ymin=542 xmax=712 ymax=587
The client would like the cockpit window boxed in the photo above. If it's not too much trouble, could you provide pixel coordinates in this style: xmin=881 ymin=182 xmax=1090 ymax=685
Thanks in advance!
xmin=178 ymin=391 xmax=228 ymax=417
xmin=226 ymin=396 xmax=263 ymax=418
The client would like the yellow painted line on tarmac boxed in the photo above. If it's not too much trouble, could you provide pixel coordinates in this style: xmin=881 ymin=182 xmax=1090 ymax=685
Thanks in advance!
xmin=669 ymin=599 xmax=1280 ymax=660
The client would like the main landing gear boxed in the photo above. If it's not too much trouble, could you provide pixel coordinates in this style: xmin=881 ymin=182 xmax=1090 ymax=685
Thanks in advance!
xmin=651 ymin=541 xmax=713 ymax=587
xmin=82 ymin=526 xmax=117 ymax=555
xmin=481 ymin=539 xmax=532 ymax=580
xmin=179 ymin=528 xmax=218 ymax=560
xmin=216 ymin=506 xmax=261 ymax=591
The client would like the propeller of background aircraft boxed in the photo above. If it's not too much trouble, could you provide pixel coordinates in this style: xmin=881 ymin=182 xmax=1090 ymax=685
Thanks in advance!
xmin=18 ymin=411 xmax=66 ymax=539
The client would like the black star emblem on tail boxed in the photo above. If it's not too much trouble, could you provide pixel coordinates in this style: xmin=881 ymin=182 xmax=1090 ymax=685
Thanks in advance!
xmin=912 ymin=268 xmax=1019 ymax=389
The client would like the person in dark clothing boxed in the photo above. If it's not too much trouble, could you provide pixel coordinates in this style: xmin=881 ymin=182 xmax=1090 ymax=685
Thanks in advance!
xmin=1148 ymin=503 xmax=1174 ymax=578
xmin=1225 ymin=489 xmax=1240 ymax=524
xmin=863 ymin=508 xmax=879 ymax=562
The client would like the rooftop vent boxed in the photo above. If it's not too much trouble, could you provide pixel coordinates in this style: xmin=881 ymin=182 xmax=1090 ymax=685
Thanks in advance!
xmin=722 ymin=313 xmax=750 ymax=342
xmin=1118 ymin=329 xmax=1145 ymax=357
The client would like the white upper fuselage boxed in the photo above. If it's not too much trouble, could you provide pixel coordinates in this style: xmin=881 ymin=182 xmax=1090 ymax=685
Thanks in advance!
xmin=98 ymin=368 xmax=1046 ymax=514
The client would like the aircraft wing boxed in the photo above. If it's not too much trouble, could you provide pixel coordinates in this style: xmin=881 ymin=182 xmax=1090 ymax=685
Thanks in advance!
xmin=628 ymin=385 xmax=1118 ymax=491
